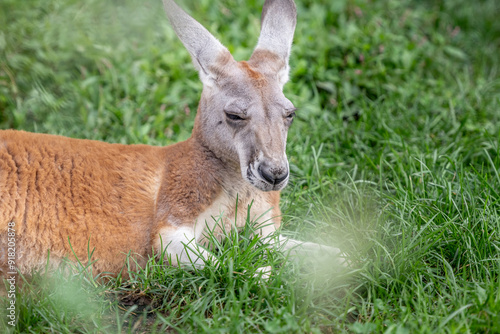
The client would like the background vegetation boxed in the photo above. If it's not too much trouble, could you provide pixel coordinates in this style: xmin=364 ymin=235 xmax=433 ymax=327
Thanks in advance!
xmin=1 ymin=0 xmax=499 ymax=332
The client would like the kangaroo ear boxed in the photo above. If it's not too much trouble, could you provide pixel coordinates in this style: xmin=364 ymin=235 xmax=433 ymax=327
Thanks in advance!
xmin=163 ymin=0 xmax=234 ymax=86
xmin=249 ymin=0 xmax=297 ymax=87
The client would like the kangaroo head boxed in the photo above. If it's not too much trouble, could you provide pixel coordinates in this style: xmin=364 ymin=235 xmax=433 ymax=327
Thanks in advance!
xmin=163 ymin=0 xmax=297 ymax=192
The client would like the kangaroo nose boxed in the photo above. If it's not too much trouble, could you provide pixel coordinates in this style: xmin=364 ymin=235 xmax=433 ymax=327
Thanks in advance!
xmin=258 ymin=163 xmax=289 ymax=185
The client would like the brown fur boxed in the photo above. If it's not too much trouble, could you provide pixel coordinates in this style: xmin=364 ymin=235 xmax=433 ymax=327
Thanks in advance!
xmin=0 ymin=130 xmax=281 ymax=277
xmin=249 ymin=49 xmax=286 ymax=73
xmin=0 ymin=0 xmax=307 ymax=278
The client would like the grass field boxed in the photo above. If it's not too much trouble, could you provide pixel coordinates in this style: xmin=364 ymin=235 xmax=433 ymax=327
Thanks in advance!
xmin=1 ymin=0 xmax=500 ymax=332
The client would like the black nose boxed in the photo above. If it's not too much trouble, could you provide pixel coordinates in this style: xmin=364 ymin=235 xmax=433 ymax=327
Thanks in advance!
xmin=258 ymin=163 xmax=289 ymax=185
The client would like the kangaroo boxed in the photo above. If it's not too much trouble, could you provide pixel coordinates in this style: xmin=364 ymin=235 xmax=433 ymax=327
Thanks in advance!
xmin=0 ymin=0 xmax=342 ymax=279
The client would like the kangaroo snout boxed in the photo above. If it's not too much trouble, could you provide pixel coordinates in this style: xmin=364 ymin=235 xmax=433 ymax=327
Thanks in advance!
xmin=258 ymin=162 xmax=289 ymax=186
xmin=244 ymin=154 xmax=289 ymax=191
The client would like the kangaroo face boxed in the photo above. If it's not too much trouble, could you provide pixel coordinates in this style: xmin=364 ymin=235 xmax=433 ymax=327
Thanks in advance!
xmin=196 ymin=57 xmax=296 ymax=192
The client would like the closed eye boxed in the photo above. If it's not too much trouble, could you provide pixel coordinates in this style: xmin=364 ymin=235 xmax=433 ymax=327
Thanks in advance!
xmin=225 ymin=112 xmax=245 ymax=121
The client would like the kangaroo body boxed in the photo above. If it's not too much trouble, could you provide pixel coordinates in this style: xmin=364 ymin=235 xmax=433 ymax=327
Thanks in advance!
xmin=0 ymin=130 xmax=278 ymax=275
xmin=0 ymin=0 xmax=342 ymax=278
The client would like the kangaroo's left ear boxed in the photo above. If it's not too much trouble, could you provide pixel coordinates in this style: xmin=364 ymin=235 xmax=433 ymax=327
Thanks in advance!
xmin=249 ymin=0 xmax=297 ymax=88
xmin=163 ymin=0 xmax=235 ymax=86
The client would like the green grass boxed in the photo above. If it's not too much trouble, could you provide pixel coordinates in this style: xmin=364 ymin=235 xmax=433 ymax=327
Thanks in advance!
xmin=1 ymin=0 xmax=499 ymax=332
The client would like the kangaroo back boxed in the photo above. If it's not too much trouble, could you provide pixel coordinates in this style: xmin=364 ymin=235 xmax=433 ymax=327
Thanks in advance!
xmin=0 ymin=130 xmax=164 ymax=274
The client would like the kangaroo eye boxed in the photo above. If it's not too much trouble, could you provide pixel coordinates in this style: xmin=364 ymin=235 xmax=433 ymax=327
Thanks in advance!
xmin=286 ymin=111 xmax=296 ymax=119
xmin=225 ymin=113 xmax=245 ymax=121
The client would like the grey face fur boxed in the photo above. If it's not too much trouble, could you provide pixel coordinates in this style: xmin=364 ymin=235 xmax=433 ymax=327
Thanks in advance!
xmin=163 ymin=0 xmax=297 ymax=192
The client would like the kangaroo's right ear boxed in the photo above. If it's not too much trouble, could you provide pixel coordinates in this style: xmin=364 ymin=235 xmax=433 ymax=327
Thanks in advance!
xmin=250 ymin=0 xmax=297 ymax=88
xmin=163 ymin=0 xmax=234 ymax=86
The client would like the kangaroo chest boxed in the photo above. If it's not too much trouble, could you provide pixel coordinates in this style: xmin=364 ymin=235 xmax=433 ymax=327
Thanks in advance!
xmin=193 ymin=185 xmax=278 ymax=243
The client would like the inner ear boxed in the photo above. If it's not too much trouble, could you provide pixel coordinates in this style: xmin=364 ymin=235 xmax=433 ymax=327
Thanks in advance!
xmin=248 ymin=50 xmax=289 ymax=87
xmin=249 ymin=0 xmax=297 ymax=87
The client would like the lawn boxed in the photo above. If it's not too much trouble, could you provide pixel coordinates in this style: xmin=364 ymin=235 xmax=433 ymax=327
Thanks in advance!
xmin=1 ymin=0 xmax=499 ymax=332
